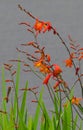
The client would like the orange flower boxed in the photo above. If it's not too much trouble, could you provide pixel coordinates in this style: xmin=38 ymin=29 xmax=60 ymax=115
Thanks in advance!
xmin=53 ymin=64 xmax=62 ymax=77
xmin=53 ymin=81 xmax=60 ymax=89
xmin=33 ymin=19 xmax=44 ymax=32
xmin=43 ymin=22 xmax=52 ymax=33
xmin=34 ymin=59 xmax=43 ymax=67
xmin=64 ymin=58 xmax=73 ymax=68
xmin=34 ymin=60 xmax=51 ymax=74
xmin=40 ymin=64 xmax=51 ymax=74
xmin=46 ymin=54 xmax=51 ymax=62
xmin=71 ymin=96 xmax=82 ymax=105
xmin=43 ymin=73 xmax=52 ymax=85
xmin=53 ymin=80 xmax=62 ymax=89
xmin=33 ymin=19 xmax=52 ymax=33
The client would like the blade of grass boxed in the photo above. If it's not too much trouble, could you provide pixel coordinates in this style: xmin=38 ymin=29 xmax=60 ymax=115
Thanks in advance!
xmin=62 ymin=102 xmax=72 ymax=130
xmin=49 ymin=115 xmax=55 ymax=130
xmin=79 ymin=121 xmax=82 ymax=130
xmin=27 ymin=116 xmax=33 ymax=130
xmin=41 ymin=102 xmax=51 ymax=130
xmin=1 ymin=66 xmax=9 ymax=130
xmin=52 ymin=115 xmax=57 ymax=130
xmin=13 ymin=61 xmax=21 ymax=114
xmin=33 ymin=86 xmax=44 ymax=130
xmin=20 ymin=81 xmax=28 ymax=120
xmin=18 ymin=81 xmax=28 ymax=130
xmin=1 ymin=66 xmax=7 ymax=111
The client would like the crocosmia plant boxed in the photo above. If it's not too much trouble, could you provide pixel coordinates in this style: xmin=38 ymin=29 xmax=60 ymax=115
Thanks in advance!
xmin=1 ymin=4 xmax=83 ymax=130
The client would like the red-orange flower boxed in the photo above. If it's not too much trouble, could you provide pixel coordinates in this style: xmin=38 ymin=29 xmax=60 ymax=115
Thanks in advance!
xmin=39 ymin=64 xmax=51 ymax=74
xmin=33 ymin=19 xmax=52 ymax=34
xmin=43 ymin=22 xmax=52 ymax=33
xmin=53 ymin=81 xmax=61 ymax=89
xmin=34 ymin=59 xmax=43 ymax=67
xmin=64 ymin=58 xmax=73 ymax=68
xmin=43 ymin=64 xmax=63 ymax=85
xmin=43 ymin=73 xmax=52 ymax=85
xmin=34 ymin=60 xmax=51 ymax=74
xmin=33 ymin=19 xmax=43 ymax=32
xmin=53 ymin=64 xmax=62 ymax=77
xmin=71 ymin=96 xmax=82 ymax=105
xmin=46 ymin=54 xmax=51 ymax=62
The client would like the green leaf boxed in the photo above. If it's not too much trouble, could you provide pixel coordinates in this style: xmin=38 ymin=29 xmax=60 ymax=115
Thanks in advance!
xmin=20 ymin=81 xmax=28 ymax=121
xmin=28 ymin=116 xmax=33 ymax=130
xmin=33 ymin=86 xmax=44 ymax=130
xmin=13 ymin=61 xmax=21 ymax=115
xmin=1 ymin=67 xmax=9 ymax=129
xmin=62 ymin=102 xmax=72 ymax=130
xmin=41 ymin=102 xmax=51 ymax=130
